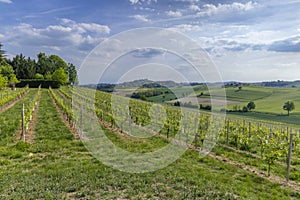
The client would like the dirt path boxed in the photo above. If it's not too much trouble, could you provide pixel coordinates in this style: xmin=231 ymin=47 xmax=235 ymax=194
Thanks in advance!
xmin=0 ymin=90 xmax=29 ymax=113
xmin=15 ymin=91 xmax=41 ymax=143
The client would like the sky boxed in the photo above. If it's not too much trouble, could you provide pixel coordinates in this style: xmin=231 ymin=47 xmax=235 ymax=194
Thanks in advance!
xmin=0 ymin=0 xmax=300 ymax=84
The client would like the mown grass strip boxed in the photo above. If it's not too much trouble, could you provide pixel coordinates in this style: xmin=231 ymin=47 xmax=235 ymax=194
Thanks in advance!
xmin=0 ymin=89 xmax=36 ymax=144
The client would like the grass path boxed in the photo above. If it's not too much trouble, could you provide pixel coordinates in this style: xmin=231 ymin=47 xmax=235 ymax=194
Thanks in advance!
xmin=34 ymin=89 xmax=74 ymax=143
xmin=0 ymin=89 xmax=36 ymax=144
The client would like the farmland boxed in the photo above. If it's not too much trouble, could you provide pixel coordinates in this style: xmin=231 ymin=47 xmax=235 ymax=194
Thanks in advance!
xmin=159 ymin=85 xmax=300 ymax=126
xmin=1 ymin=86 xmax=300 ymax=199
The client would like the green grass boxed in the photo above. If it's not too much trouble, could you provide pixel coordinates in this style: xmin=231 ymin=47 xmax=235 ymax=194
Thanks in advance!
xmin=223 ymin=86 xmax=300 ymax=114
xmin=147 ymin=86 xmax=194 ymax=103
xmin=226 ymin=111 xmax=300 ymax=127
xmin=223 ymin=86 xmax=273 ymax=101
xmin=220 ymin=86 xmax=300 ymax=126
xmin=0 ymin=89 xmax=36 ymax=144
xmin=0 ymin=89 xmax=299 ymax=199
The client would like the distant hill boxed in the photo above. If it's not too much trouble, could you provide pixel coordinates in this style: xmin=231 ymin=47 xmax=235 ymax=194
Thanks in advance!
xmin=81 ymin=79 xmax=204 ymax=91
xmin=115 ymin=79 xmax=178 ymax=88
xmin=252 ymin=80 xmax=300 ymax=88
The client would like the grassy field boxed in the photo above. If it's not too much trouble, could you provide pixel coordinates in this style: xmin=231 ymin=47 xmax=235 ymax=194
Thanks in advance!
xmin=0 ymin=89 xmax=299 ymax=199
xmin=167 ymin=85 xmax=300 ymax=126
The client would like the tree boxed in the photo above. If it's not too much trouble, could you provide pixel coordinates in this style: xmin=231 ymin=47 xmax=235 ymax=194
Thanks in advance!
xmin=36 ymin=52 xmax=52 ymax=76
xmin=9 ymin=74 xmax=19 ymax=89
xmin=0 ymin=74 xmax=7 ymax=89
xmin=0 ymin=64 xmax=20 ymax=89
xmin=52 ymin=67 xmax=68 ymax=85
xmin=68 ymin=63 xmax=78 ymax=85
xmin=0 ymin=43 xmax=5 ymax=61
xmin=242 ymin=106 xmax=248 ymax=112
xmin=247 ymin=101 xmax=256 ymax=111
xmin=0 ymin=64 xmax=15 ymax=81
xmin=283 ymin=101 xmax=295 ymax=116
xmin=10 ymin=54 xmax=36 ymax=79
xmin=49 ymin=55 xmax=68 ymax=73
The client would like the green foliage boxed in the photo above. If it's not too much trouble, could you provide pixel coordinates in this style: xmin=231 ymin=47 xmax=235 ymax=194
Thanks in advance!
xmin=35 ymin=73 xmax=44 ymax=80
xmin=52 ymin=68 xmax=68 ymax=85
xmin=0 ymin=63 xmax=14 ymax=80
xmin=49 ymin=54 xmax=68 ymax=73
xmin=10 ymin=54 xmax=36 ymax=79
xmin=242 ymin=106 xmax=248 ymax=112
xmin=283 ymin=101 xmax=295 ymax=116
xmin=0 ymin=86 xmax=29 ymax=107
xmin=0 ymin=42 xmax=5 ymax=60
xmin=9 ymin=74 xmax=20 ymax=88
xmin=68 ymin=63 xmax=78 ymax=85
xmin=247 ymin=101 xmax=256 ymax=111
xmin=0 ymin=74 xmax=8 ymax=89
xmin=36 ymin=52 xmax=52 ymax=75
xmin=44 ymin=71 xmax=52 ymax=80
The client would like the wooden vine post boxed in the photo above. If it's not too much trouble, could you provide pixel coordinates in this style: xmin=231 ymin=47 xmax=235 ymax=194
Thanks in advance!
xmin=226 ymin=120 xmax=229 ymax=146
xmin=155 ymin=105 xmax=158 ymax=133
xmin=21 ymin=103 xmax=25 ymax=142
xmin=80 ymin=105 xmax=83 ymax=139
xmin=286 ymin=133 xmax=294 ymax=183
xmin=194 ymin=112 xmax=199 ymax=148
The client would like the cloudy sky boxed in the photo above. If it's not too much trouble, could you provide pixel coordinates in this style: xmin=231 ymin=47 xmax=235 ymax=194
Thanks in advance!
xmin=0 ymin=0 xmax=300 ymax=83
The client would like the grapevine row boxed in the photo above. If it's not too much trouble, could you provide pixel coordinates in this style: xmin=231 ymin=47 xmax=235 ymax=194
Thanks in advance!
xmin=0 ymin=86 xmax=29 ymax=108
xmin=24 ymin=86 xmax=41 ymax=132
xmin=66 ymin=86 xmax=300 ymax=179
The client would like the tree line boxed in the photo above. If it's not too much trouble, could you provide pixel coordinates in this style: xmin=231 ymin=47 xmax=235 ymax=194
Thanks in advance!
xmin=0 ymin=43 xmax=77 ymax=89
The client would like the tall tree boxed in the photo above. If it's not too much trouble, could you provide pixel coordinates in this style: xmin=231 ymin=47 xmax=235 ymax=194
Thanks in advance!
xmin=68 ymin=63 xmax=78 ymax=85
xmin=10 ymin=54 xmax=36 ymax=79
xmin=283 ymin=101 xmax=295 ymax=116
xmin=49 ymin=55 xmax=68 ymax=73
xmin=36 ymin=52 xmax=51 ymax=76
xmin=0 ymin=43 xmax=8 ymax=66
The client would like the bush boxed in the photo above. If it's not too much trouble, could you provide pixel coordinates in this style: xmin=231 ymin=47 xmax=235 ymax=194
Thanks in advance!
xmin=200 ymin=104 xmax=211 ymax=111
xmin=242 ymin=106 xmax=248 ymax=112
xmin=16 ymin=79 xmax=60 ymax=88
xmin=35 ymin=73 xmax=44 ymax=80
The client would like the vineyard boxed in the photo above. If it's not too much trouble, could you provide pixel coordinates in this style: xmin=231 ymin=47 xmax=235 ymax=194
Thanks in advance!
xmin=0 ymin=86 xmax=300 ymax=199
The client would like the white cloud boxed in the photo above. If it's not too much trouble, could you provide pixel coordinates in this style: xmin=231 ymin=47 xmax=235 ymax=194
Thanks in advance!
xmin=129 ymin=0 xmax=157 ymax=5
xmin=2 ymin=19 xmax=110 ymax=51
xmin=165 ymin=10 xmax=182 ymax=17
xmin=189 ymin=4 xmax=200 ymax=11
xmin=170 ymin=24 xmax=202 ymax=32
xmin=174 ymin=0 xmax=200 ymax=2
xmin=0 ymin=0 xmax=12 ymax=3
xmin=130 ymin=15 xmax=150 ymax=22
xmin=197 ymin=1 xmax=257 ymax=17
xmin=129 ymin=0 xmax=139 ymax=4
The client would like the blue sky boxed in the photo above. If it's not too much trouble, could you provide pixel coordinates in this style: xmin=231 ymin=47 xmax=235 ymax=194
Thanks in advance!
xmin=0 ymin=0 xmax=300 ymax=83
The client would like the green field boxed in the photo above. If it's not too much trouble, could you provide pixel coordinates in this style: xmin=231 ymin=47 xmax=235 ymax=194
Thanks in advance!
xmin=165 ymin=85 xmax=300 ymax=126
xmin=222 ymin=86 xmax=300 ymax=125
